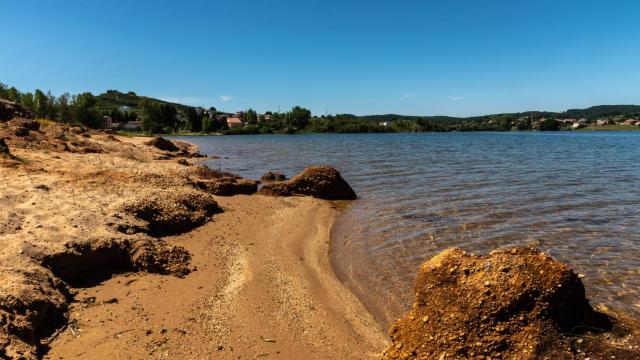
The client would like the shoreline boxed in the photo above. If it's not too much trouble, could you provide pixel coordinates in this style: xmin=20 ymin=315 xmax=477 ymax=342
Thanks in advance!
xmin=44 ymin=195 xmax=389 ymax=359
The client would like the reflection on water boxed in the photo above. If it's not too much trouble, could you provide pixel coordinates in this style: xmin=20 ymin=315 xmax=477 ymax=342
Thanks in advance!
xmin=172 ymin=132 xmax=640 ymax=326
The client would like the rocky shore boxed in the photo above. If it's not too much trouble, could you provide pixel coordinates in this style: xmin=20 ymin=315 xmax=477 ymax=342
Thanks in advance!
xmin=1 ymin=108 xmax=638 ymax=359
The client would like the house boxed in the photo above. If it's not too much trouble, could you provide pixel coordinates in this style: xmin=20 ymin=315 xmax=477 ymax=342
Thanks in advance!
xmin=572 ymin=122 xmax=585 ymax=129
xmin=378 ymin=121 xmax=390 ymax=127
xmin=623 ymin=119 xmax=639 ymax=126
xmin=227 ymin=117 xmax=243 ymax=128
xmin=596 ymin=119 xmax=611 ymax=126
xmin=123 ymin=121 xmax=142 ymax=131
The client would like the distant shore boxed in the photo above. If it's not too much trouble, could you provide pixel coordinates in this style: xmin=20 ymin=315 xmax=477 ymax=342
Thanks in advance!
xmin=116 ymin=123 xmax=640 ymax=138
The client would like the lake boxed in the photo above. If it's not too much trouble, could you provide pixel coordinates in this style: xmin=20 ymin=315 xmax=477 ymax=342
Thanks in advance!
xmin=172 ymin=132 xmax=640 ymax=327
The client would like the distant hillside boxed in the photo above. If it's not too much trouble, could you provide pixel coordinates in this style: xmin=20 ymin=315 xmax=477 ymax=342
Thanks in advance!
xmin=95 ymin=90 xmax=193 ymax=113
xmin=563 ymin=105 xmax=640 ymax=119
xmin=359 ymin=105 xmax=640 ymax=125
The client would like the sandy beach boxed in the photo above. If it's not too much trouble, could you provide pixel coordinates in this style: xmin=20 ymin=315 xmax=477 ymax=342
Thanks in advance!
xmin=0 ymin=126 xmax=387 ymax=359
xmin=44 ymin=194 xmax=388 ymax=359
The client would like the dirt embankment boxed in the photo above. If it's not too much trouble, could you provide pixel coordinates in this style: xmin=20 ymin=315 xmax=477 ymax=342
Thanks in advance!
xmin=0 ymin=121 xmax=265 ymax=359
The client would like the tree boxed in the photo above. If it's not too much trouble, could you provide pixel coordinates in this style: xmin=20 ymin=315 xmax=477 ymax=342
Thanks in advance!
xmin=202 ymin=117 xmax=215 ymax=133
xmin=289 ymin=106 xmax=311 ymax=128
xmin=243 ymin=109 xmax=257 ymax=125
xmin=73 ymin=92 xmax=101 ymax=128
xmin=186 ymin=107 xmax=202 ymax=132
xmin=539 ymin=118 xmax=561 ymax=131
xmin=57 ymin=93 xmax=72 ymax=123
xmin=34 ymin=89 xmax=49 ymax=118
xmin=6 ymin=87 xmax=20 ymax=102
xmin=140 ymin=100 xmax=178 ymax=133
xmin=0 ymin=83 xmax=8 ymax=99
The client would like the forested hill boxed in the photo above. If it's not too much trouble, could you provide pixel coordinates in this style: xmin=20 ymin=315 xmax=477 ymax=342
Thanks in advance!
xmin=358 ymin=105 xmax=640 ymax=124
xmin=564 ymin=105 xmax=640 ymax=119
xmin=95 ymin=90 xmax=193 ymax=113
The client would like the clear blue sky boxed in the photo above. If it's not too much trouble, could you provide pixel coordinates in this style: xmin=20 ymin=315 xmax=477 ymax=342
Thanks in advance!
xmin=1 ymin=0 xmax=639 ymax=117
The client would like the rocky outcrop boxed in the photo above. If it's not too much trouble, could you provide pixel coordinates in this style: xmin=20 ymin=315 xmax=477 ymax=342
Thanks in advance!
xmin=145 ymin=136 xmax=179 ymax=152
xmin=121 ymin=189 xmax=222 ymax=237
xmin=383 ymin=247 xmax=639 ymax=360
xmin=194 ymin=178 xmax=259 ymax=196
xmin=260 ymin=171 xmax=287 ymax=182
xmin=258 ymin=165 xmax=356 ymax=200
xmin=0 ymin=100 xmax=30 ymax=121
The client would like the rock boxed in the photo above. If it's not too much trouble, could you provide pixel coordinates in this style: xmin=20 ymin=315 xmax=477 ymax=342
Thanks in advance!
xmin=258 ymin=165 xmax=356 ymax=200
xmin=145 ymin=137 xmax=179 ymax=152
xmin=177 ymin=159 xmax=189 ymax=166
xmin=195 ymin=177 xmax=259 ymax=196
xmin=260 ymin=171 xmax=287 ymax=182
xmin=0 ymin=138 xmax=11 ymax=158
xmin=122 ymin=189 xmax=221 ymax=237
xmin=383 ymin=247 xmax=638 ymax=360
xmin=8 ymin=118 xmax=40 ymax=137
xmin=0 ymin=99 xmax=30 ymax=121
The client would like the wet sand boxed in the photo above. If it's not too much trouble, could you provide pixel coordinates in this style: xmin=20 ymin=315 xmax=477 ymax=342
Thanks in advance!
xmin=44 ymin=195 xmax=387 ymax=359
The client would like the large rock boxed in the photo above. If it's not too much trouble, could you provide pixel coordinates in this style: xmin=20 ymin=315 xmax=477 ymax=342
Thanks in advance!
xmin=0 ymin=100 xmax=29 ymax=121
xmin=145 ymin=136 xmax=179 ymax=152
xmin=259 ymin=165 xmax=356 ymax=200
xmin=383 ymin=247 xmax=638 ymax=360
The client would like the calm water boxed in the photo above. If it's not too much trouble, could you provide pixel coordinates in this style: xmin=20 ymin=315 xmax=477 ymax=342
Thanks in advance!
xmin=172 ymin=132 xmax=640 ymax=326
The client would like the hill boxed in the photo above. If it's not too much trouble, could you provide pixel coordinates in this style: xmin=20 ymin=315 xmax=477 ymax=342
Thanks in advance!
xmin=95 ymin=90 xmax=194 ymax=113
xmin=358 ymin=105 xmax=640 ymax=125
xmin=564 ymin=105 xmax=640 ymax=119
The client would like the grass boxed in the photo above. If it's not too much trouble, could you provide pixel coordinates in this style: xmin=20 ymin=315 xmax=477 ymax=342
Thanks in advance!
xmin=576 ymin=124 xmax=640 ymax=131
xmin=35 ymin=118 xmax=57 ymax=128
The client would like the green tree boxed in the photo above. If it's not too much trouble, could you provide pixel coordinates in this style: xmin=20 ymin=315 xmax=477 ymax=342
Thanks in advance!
xmin=20 ymin=92 xmax=34 ymax=111
xmin=539 ymin=118 xmax=561 ymax=131
xmin=0 ymin=83 xmax=8 ymax=99
xmin=289 ymin=106 xmax=311 ymax=129
xmin=73 ymin=92 xmax=101 ymax=128
xmin=6 ymin=87 xmax=20 ymax=102
xmin=186 ymin=107 xmax=202 ymax=132
xmin=34 ymin=89 xmax=49 ymax=118
xmin=140 ymin=100 xmax=177 ymax=133
xmin=243 ymin=109 xmax=258 ymax=125
xmin=57 ymin=93 xmax=72 ymax=123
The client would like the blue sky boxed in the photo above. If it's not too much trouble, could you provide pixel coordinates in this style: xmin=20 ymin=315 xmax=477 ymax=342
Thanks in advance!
xmin=1 ymin=0 xmax=639 ymax=117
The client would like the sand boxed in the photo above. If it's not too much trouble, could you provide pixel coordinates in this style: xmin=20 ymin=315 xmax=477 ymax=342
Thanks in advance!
xmin=0 ymin=130 xmax=388 ymax=359
xmin=44 ymin=196 xmax=388 ymax=359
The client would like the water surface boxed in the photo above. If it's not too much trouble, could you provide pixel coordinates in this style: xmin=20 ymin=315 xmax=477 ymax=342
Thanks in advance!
xmin=172 ymin=132 xmax=640 ymax=326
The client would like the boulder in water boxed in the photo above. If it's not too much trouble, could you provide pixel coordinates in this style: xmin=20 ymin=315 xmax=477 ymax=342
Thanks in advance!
xmin=383 ymin=247 xmax=638 ymax=360
xmin=259 ymin=165 xmax=356 ymax=200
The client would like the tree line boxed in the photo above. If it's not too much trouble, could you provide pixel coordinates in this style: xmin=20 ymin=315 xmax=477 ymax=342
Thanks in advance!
xmin=0 ymin=83 xmax=104 ymax=127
